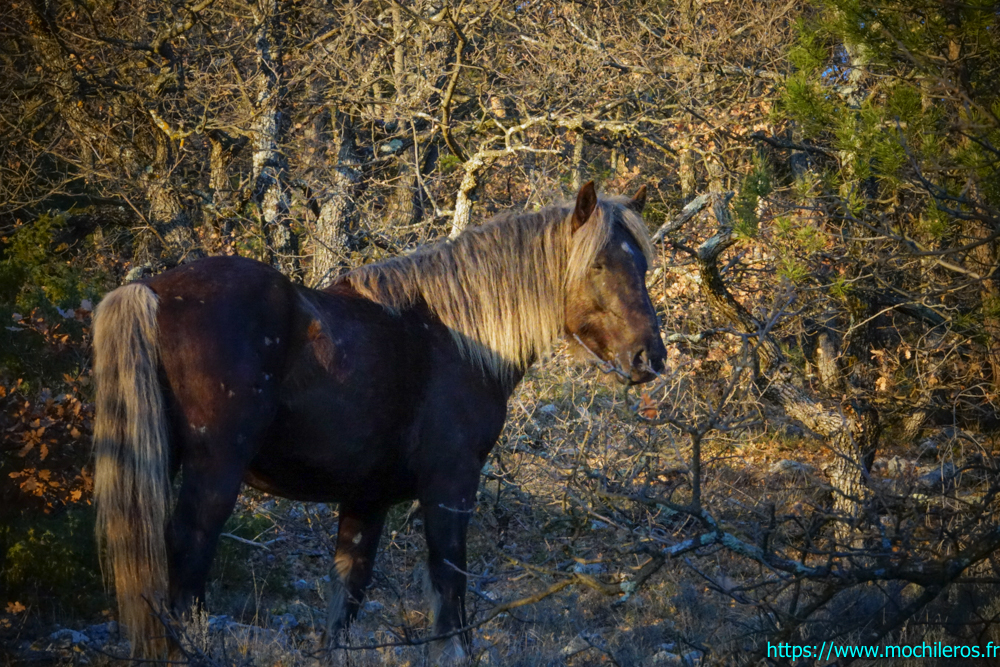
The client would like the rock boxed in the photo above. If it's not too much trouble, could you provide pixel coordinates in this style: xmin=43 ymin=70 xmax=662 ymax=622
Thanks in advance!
xmin=883 ymin=456 xmax=914 ymax=477
xmin=124 ymin=264 xmax=153 ymax=283
xmin=48 ymin=628 xmax=89 ymax=647
xmin=207 ymin=615 xmax=234 ymax=631
xmin=83 ymin=621 xmax=118 ymax=645
xmin=560 ymin=634 xmax=593 ymax=657
xmin=647 ymin=649 xmax=702 ymax=666
xmin=769 ymin=460 xmax=815 ymax=476
xmin=539 ymin=404 xmax=558 ymax=415
xmin=271 ymin=613 xmax=298 ymax=630
xmin=683 ymin=650 xmax=703 ymax=664
xmin=572 ymin=562 xmax=607 ymax=575
xmin=471 ymin=637 xmax=501 ymax=665
xmin=917 ymin=439 xmax=940 ymax=459
xmin=782 ymin=424 xmax=804 ymax=438
xmin=938 ymin=426 xmax=970 ymax=443
xmin=362 ymin=600 xmax=384 ymax=613
xmin=918 ymin=462 xmax=959 ymax=489
xmin=285 ymin=599 xmax=322 ymax=627
xmin=647 ymin=652 xmax=683 ymax=666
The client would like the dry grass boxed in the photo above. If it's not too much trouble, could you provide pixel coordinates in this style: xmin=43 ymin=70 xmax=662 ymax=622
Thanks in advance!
xmin=7 ymin=342 xmax=1000 ymax=666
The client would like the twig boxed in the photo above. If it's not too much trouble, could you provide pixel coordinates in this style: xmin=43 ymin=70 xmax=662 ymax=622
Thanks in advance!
xmin=651 ymin=192 xmax=714 ymax=243
xmin=614 ymin=554 xmax=666 ymax=606
xmin=313 ymin=573 xmax=610 ymax=653
xmin=219 ymin=532 xmax=287 ymax=551
xmin=572 ymin=333 xmax=632 ymax=382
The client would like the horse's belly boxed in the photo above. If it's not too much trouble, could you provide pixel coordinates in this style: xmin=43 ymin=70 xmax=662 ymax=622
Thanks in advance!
xmin=244 ymin=400 xmax=418 ymax=504
xmin=243 ymin=455 xmax=414 ymax=504
xmin=244 ymin=443 xmax=416 ymax=503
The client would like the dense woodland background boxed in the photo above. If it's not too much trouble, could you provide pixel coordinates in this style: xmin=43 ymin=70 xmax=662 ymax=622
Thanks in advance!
xmin=2 ymin=0 xmax=1000 ymax=664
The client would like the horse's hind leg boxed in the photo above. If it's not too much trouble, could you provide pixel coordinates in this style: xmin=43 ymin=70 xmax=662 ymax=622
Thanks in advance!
xmin=324 ymin=505 xmax=387 ymax=641
xmin=166 ymin=455 xmax=247 ymax=621
xmin=165 ymin=413 xmax=275 ymax=629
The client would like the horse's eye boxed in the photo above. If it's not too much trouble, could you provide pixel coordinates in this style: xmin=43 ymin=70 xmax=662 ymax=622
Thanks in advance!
xmin=592 ymin=263 xmax=605 ymax=272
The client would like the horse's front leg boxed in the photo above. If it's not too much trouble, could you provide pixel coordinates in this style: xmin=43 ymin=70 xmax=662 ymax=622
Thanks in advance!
xmin=422 ymin=486 xmax=476 ymax=664
xmin=324 ymin=504 xmax=387 ymax=641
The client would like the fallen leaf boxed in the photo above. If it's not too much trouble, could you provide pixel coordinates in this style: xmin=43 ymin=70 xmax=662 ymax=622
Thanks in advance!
xmin=639 ymin=392 xmax=659 ymax=419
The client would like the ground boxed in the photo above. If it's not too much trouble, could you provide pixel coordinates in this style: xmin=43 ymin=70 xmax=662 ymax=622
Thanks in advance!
xmin=3 ymin=344 xmax=998 ymax=666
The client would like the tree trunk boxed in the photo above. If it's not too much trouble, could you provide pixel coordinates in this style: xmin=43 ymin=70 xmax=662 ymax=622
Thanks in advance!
xmin=815 ymin=327 xmax=841 ymax=391
xmin=678 ymin=0 xmax=700 ymax=29
xmin=901 ymin=395 xmax=931 ymax=443
xmin=679 ymin=145 xmax=697 ymax=200
xmin=706 ymin=155 xmax=724 ymax=193
xmin=571 ymin=133 xmax=586 ymax=191
xmin=788 ymin=125 xmax=813 ymax=189
xmin=29 ymin=8 xmax=200 ymax=266
xmin=250 ymin=0 xmax=299 ymax=279
xmin=309 ymin=112 xmax=363 ymax=288
xmin=144 ymin=172 xmax=200 ymax=263
xmin=843 ymin=292 xmax=878 ymax=388
xmin=450 ymin=151 xmax=493 ymax=238
xmin=383 ymin=133 xmax=437 ymax=232
xmin=386 ymin=156 xmax=422 ymax=229
xmin=207 ymin=130 xmax=247 ymax=237
xmin=695 ymin=194 xmax=879 ymax=539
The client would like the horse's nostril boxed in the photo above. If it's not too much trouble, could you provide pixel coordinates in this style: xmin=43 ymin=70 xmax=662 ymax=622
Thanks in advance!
xmin=651 ymin=354 xmax=665 ymax=372
xmin=633 ymin=349 xmax=647 ymax=369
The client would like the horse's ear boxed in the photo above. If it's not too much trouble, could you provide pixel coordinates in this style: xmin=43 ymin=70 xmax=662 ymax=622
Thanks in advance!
xmin=628 ymin=185 xmax=647 ymax=213
xmin=573 ymin=181 xmax=598 ymax=231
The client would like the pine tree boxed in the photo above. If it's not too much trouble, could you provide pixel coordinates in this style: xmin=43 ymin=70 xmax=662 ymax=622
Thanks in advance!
xmin=781 ymin=0 xmax=999 ymax=235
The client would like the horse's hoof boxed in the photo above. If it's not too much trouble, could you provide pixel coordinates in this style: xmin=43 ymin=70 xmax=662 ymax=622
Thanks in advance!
xmin=429 ymin=636 xmax=468 ymax=666
xmin=320 ymin=625 xmax=349 ymax=653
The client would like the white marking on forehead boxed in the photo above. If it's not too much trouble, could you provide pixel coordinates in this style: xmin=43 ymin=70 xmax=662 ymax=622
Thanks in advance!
xmin=621 ymin=240 xmax=636 ymax=255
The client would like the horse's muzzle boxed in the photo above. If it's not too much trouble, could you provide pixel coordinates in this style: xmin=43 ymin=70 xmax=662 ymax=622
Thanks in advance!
xmin=625 ymin=344 xmax=666 ymax=385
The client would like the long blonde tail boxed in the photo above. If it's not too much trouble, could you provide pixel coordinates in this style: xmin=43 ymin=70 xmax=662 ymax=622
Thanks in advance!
xmin=92 ymin=283 xmax=170 ymax=657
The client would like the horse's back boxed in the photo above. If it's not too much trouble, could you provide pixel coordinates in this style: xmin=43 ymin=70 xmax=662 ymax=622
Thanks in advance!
xmin=146 ymin=256 xmax=296 ymax=359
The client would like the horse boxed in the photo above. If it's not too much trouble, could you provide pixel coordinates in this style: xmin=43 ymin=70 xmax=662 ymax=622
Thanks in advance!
xmin=92 ymin=181 xmax=667 ymax=660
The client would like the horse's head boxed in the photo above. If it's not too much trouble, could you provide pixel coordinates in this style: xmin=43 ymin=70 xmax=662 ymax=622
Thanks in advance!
xmin=564 ymin=182 xmax=666 ymax=385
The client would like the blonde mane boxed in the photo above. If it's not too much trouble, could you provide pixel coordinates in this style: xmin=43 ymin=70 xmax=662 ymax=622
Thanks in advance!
xmin=342 ymin=196 xmax=653 ymax=385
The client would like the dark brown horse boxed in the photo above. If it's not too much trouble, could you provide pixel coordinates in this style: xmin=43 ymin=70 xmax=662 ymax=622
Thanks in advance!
xmin=92 ymin=182 xmax=666 ymax=660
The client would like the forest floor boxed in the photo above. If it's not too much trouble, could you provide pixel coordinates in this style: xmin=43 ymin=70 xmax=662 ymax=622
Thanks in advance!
xmin=2 ymin=345 xmax=995 ymax=667
xmin=0 ymin=352 xmax=753 ymax=666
